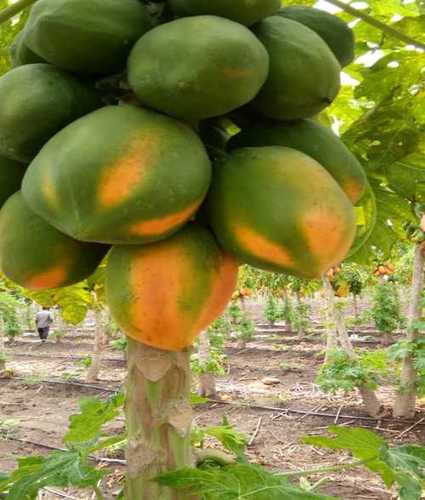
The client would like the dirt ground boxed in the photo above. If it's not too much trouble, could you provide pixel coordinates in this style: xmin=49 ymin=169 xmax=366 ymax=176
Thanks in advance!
xmin=1 ymin=306 xmax=424 ymax=499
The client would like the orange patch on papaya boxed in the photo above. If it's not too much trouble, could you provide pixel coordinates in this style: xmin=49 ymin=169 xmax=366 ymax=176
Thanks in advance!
xmin=98 ymin=135 xmax=157 ymax=209
xmin=25 ymin=265 xmax=67 ymax=290
xmin=128 ymin=199 xmax=201 ymax=237
xmin=341 ymin=180 xmax=363 ymax=204
xmin=234 ymin=225 xmax=294 ymax=269
xmin=300 ymin=206 xmax=354 ymax=273
xmin=129 ymin=244 xmax=194 ymax=351
xmin=195 ymin=252 xmax=238 ymax=333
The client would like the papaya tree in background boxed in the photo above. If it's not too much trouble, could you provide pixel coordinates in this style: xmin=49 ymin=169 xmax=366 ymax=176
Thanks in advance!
xmin=371 ymin=278 xmax=404 ymax=346
xmin=322 ymin=275 xmax=382 ymax=416
xmin=336 ymin=264 xmax=369 ymax=329
xmin=318 ymin=0 xmax=425 ymax=418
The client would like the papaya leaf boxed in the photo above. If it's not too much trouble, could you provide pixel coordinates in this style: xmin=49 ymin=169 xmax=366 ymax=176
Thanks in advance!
xmin=202 ymin=419 xmax=248 ymax=460
xmin=64 ymin=393 xmax=124 ymax=447
xmin=304 ymin=427 xmax=425 ymax=499
xmin=0 ymin=451 xmax=104 ymax=500
xmin=383 ymin=16 xmax=425 ymax=47
xmin=156 ymin=463 xmax=335 ymax=500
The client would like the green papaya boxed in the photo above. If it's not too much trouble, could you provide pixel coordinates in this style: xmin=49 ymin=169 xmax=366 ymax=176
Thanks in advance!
xmin=229 ymin=119 xmax=366 ymax=204
xmin=0 ymin=64 xmax=101 ymax=162
xmin=168 ymin=0 xmax=281 ymax=26
xmin=128 ymin=16 xmax=269 ymax=120
xmin=251 ymin=16 xmax=341 ymax=120
xmin=10 ymin=31 xmax=44 ymax=67
xmin=0 ymin=192 xmax=108 ymax=290
xmin=278 ymin=7 xmax=355 ymax=67
xmin=25 ymin=0 xmax=153 ymax=75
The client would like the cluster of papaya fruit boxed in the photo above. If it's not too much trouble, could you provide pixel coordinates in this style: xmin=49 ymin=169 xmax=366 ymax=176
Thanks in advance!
xmin=0 ymin=0 xmax=368 ymax=350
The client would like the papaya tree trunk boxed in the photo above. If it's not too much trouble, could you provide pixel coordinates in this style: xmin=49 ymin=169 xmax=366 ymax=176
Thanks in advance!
xmin=25 ymin=303 xmax=33 ymax=331
xmin=352 ymin=293 xmax=359 ymax=331
xmin=296 ymin=291 xmax=304 ymax=338
xmin=281 ymin=290 xmax=292 ymax=333
xmin=393 ymin=242 xmax=425 ymax=418
xmin=323 ymin=278 xmax=338 ymax=363
xmin=0 ymin=317 xmax=5 ymax=370
xmin=198 ymin=330 xmax=217 ymax=398
xmin=324 ymin=278 xmax=381 ymax=417
xmin=125 ymin=339 xmax=194 ymax=499
xmin=86 ymin=309 xmax=106 ymax=383
xmin=334 ymin=303 xmax=381 ymax=417
xmin=239 ymin=295 xmax=247 ymax=312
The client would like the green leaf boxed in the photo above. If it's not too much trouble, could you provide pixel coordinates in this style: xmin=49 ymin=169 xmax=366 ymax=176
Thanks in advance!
xmin=0 ymin=451 xmax=104 ymax=499
xmin=64 ymin=393 xmax=124 ymax=447
xmin=156 ymin=463 xmax=335 ymax=500
xmin=304 ymin=426 xmax=394 ymax=486
xmin=203 ymin=419 xmax=248 ymax=460
xmin=190 ymin=393 xmax=209 ymax=405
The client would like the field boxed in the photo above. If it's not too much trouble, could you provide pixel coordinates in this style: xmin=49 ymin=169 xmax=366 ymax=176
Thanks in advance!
xmin=2 ymin=296 xmax=423 ymax=500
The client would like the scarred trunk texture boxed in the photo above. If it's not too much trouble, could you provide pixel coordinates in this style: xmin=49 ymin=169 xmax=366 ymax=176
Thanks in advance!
xmin=352 ymin=294 xmax=359 ymax=331
xmin=0 ymin=318 xmax=5 ymax=370
xmin=296 ymin=292 xmax=304 ymax=338
xmin=86 ymin=309 xmax=106 ymax=383
xmin=125 ymin=339 xmax=194 ymax=499
xmin=323 ymin=278 xmax=338 ymax=362
xmin=198 ymin=330 xmax=217 ymax=398
xmin=393 ymin=242 xmax=425 ymax=418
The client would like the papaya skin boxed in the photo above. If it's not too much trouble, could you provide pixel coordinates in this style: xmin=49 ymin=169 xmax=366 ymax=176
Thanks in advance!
xmin=22 ymin=105 xmax=211 ymax=245
xmin=229 ymin=118 xmax=367 ymax=204
xmin=0 ymin=192 xmax=107 ymax=290
xmin=207 ymin=146 xmax=356 ymax=279
xmin=106 ymin=224 xmax=238 ymax=352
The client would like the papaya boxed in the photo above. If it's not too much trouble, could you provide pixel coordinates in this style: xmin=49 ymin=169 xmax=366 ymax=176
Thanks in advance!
xmin=10 ymin=31 xmax=44 ymax=67
xmin=22 ymin=105 xmax=211 ymax=245
xmin=128 ymin=16 xmax=269 ymax=120
xmin=207 ymin=146 xmax=356 ymax=279
xmin=277 ymin=7 xmax=355 ymax=68
xmin=250 ymin=16 xmax=341 ymax=120
xmin=24 ymin=0 xmax=152 ymax=76
xmin=229 ymin=119 xmax=367 ymax=204
xmin=0 ymin=192 xmax=108 ymax=290
xmin=168 ymin=0 xmax=281 ymax=26
xmin=105 ymin=223 xmax=238 ymax=351
xmin=0 ymin=156 xmax=26 ymax=208
xmin=0 ymin=64 xmax=101 ymax=162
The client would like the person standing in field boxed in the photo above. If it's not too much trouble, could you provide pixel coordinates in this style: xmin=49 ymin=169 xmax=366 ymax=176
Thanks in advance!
xmin=35 ymin=307 xmax=53 ymax=342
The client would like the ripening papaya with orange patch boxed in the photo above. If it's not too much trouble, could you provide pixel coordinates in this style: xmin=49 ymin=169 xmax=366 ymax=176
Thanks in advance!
xmin=232 ymin=225 xmax=294 ymax=270
xmin=228 ymin=118 xmax=367 ymax=204
xmin=105 ymin=224 xmax=238 ymax=352
xmin=207 ymin=146 xmax=356 ymax=279
xmin=194 ymin=252 xmax=239 ymax=334
xmin=300 ymin=205 xmax=354 ymax=272
xmin=22 ymin=106 xmax=211 ymax=244
xmin=98 ymin=135 xmax=157 ymax=209
xmin=25 ymin=265 xmax=69 ymax=290
xmin=0 ymin=192 xmax=108 ymax=290
xmin=128 ymin=198 xmax=202 ymax=238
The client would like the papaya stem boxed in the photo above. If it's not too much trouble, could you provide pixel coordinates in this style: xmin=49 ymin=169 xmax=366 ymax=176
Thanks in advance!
xmin=125 ymin=339 xmax=195 ymax=499
xmin=325 ymin=0 xmax=425 ymax=50
xmin=0 ymin=0 xmax=37 ymax=25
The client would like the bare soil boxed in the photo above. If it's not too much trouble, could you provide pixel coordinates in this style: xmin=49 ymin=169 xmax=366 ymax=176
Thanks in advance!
xmin=1 ymin=307 xmax=424 ymax=499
